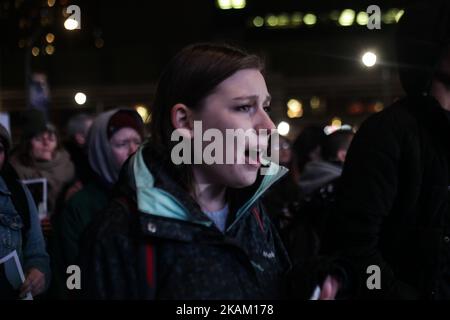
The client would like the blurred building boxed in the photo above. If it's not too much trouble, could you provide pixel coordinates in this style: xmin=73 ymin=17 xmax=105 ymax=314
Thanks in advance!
xmin=0 ymin=0 xmax=413 ymax=138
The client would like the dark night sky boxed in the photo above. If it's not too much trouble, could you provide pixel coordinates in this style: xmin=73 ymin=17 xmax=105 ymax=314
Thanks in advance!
xmin=0 ymin=0 xmax=414 ymax=87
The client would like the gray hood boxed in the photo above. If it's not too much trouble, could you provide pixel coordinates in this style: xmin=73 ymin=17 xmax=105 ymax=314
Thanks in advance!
xmin=298 ymin=160 xmax=342 ymax=195
xmin=87 ymin=108 xmax=140 ymax=187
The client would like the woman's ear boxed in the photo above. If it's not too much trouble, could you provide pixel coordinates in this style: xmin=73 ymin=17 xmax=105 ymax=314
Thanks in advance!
xmin=170 ymin=103 xmax=194 ymax=138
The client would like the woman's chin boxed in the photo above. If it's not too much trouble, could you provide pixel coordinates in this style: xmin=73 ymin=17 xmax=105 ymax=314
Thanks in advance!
xmin=228 ymin=166 xmax=259 ymax=188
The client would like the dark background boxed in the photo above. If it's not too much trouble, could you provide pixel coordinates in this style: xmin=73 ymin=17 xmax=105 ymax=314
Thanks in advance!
xmin=0 ymin=0 xmax=418 ymax=138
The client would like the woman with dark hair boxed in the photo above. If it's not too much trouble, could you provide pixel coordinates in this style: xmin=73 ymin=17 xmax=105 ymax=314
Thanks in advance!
xmin=0 ymin=124 xmax=50 ymax=298
xmin=10 ymin=109 xmax=75 ymax=218
xmin=82 ymin=43 xmax=339 ymax=300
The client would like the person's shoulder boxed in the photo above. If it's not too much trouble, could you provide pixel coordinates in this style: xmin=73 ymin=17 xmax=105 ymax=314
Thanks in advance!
xmin=370 ymin=97 xmax=420 ymax=125
xmin=65 ymin=184 xmax=101 ymax=211
xmin=89 ymin=197 xmax=138 ymax=242
xmin=356 ymin=97 xmax=419 ymax=141
xmin=56 ymin=148 xmax=76 ymax=166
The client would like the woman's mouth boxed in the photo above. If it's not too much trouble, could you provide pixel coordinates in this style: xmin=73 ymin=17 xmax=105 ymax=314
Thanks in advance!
xmin=244 ymin=147 xmax=262 ymax=168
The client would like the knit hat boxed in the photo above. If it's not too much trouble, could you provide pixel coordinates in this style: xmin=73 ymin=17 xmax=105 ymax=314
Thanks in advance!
xmin=19 ymin=108 xmax=56 ymax=140
xmin=107 ymin=109 xmax=144 ymax=139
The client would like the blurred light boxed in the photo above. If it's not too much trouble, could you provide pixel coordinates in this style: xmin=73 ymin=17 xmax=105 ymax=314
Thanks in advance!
xmin=347 ymin=102 xmax=364 ymax=115
xmin=18 ymin=39 xmax=26 ymax=48
xmin=324 ymin=126 xmax=339 ymax=135
xmin=373 ymin=102 xmax=384 ymax=113
xmin=252 ymin=16 xmax=264 ymax=27
xmin=136 ymin=105 xmax=150 ymax=123
xmin=362 ymin=51 xmax=377 ymax=67
xmin=47 ymin=0 xmax=56 ymax=7
xmin=287 ymin=99 xmax=302 ymax=113
xmin=383 ymin=8 xmax=398 ymax=24
xmin=331 ymin=117 xmax=342 ymax=127
xmin=64 ymin=18 xmax=78 ymax=30
xmin=278 ymin=14 xmax=289 ymax=27
xmin=287 ymin=109 xmax=303 ymax=119
xmin=45 ymin=44 xmax=55 ymax=55
xmin=338 ymin=9 xmax=355 ymax=26
xmin=277 ymin=122 xmax=290 ymax=136
xmin=231 ymin=0 xmax=246 ymax=9
xmin=266 ymin=15 xmax=279 ymax=27
xmin=291 ymin=12 xmax=302 ymax=26
xmin=31 ymin=47 xmax=40 ymax=57
xmin=74 ymin=92 xmax=87 ymax=105
xmin=341 ymin=124 xmax=352 ymax=131
xmin=287 ymin=99 xmax=303 ymax=118
xmin=395 ymin=9 xmax=404 ymax=23
xmin=303 ymin=13 xmax=316 ymax=25
xmin=310 ymin=96 xmax=321 ymax=109
xmin=216 ymin=0 xmax=232 ymax=10
xmin=95 ymin=38 xmax=104 ymax=48
xmin=46 ymin=33 xmax=55 ymax=43
xmin=356 ymin=11 xmax=369 ymax=25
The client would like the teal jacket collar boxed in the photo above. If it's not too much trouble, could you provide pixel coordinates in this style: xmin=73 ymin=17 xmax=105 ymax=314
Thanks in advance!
xmin=131 ymin=147 xmax=288 ymax=231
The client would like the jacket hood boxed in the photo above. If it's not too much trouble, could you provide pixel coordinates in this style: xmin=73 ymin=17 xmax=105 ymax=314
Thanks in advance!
xmin=298 ymin=160 xmax=342 ymax=195
xmin=396 ymin=1 xmax=450 ymax=96
xmin=129 ymin=142 xmax=288 ymax=231
xmin=88 ymin=108 xmax=142 ymax=187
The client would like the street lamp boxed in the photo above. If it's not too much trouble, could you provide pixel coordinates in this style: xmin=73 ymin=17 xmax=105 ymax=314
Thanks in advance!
xmin=64 ymin=18 xmax=79 ymax=30
xmin=362 ymin=51 xmax=377 ymax=67
xmin=277 ymin=121 xmax=290 ymax=136
xmin=74 ymin=92 xmax=87 ymax=105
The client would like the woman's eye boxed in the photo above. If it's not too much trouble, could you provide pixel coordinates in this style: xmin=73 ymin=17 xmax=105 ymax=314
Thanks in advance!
xmin=235 ymin=105 xmax=252 ymax=113
xmin=263 ymin=106 xmax=272 ymax=113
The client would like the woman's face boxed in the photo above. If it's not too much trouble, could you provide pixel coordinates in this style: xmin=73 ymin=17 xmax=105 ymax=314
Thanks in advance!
xmin=191 ymin=68 xmax=275 ymax=188
xmin=109 ymin=127 xmax=142 ymax=168
xmin=31 ymin=131 xmax=57 ymax=162
xmin=276 ymin=137 xmax=292 ymax=166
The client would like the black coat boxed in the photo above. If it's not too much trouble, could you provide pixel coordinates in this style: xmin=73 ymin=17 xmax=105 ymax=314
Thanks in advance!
xmin=80 ymin=144 xmax=291 ymax=300
xmin=324 ymin=95 xmax=450 ymax=299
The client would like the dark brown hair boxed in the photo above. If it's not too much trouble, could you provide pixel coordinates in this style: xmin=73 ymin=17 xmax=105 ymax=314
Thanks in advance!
xmin=15 ymin=128 xmax=61 ymax=167
xmin=150 ymin=43 xmax=265 ymax=190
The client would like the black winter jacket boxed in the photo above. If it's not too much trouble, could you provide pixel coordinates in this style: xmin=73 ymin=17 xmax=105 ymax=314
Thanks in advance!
xmin=324 ymin=95 xmax=450 ymax=299
xmin=80 ymin=143 xmax=291 ymax=300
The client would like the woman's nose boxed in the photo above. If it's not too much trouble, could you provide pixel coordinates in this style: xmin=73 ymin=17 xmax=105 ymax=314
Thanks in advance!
xmin=128 ymin=142 xmax=139 ymax=155
xmin=255 ymin=108 xmax=276 ymax=131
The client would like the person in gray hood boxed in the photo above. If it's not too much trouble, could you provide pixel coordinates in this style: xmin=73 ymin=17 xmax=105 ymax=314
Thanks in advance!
xmin=50 ymin=108 xmax=144 ymax=299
